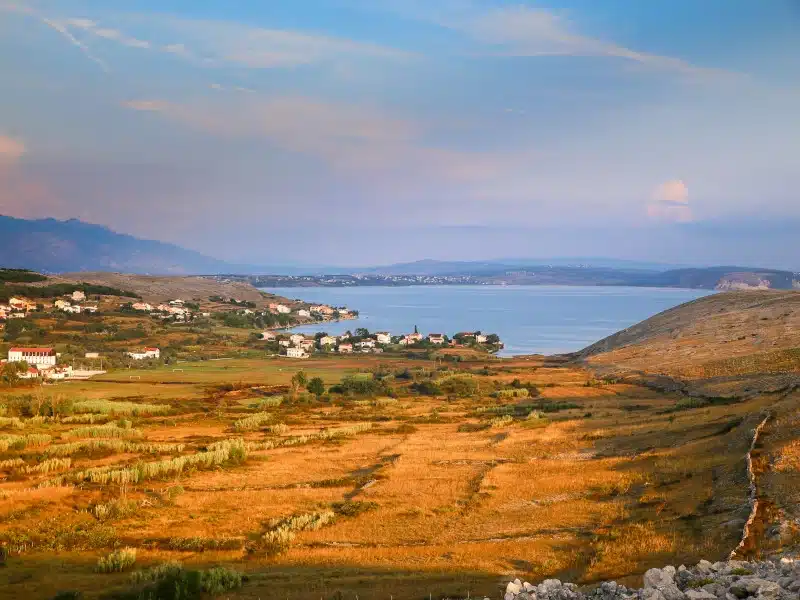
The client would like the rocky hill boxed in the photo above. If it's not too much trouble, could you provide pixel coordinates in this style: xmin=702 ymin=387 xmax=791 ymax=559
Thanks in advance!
xmin=577 ymin=291 xmax=800 ymax=379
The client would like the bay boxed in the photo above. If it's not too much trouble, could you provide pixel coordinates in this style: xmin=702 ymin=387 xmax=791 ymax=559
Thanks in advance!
xmin=262 ymin=285 xmax=712 ymax=357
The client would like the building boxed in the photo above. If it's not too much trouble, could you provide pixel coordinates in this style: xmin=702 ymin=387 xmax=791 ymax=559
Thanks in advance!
xmin=275 ymin=304 xmax=291 ymax=314
xmin=169 ymin=299 xmax=185 ymax=307
xmin=286 ymin=347 xmax=308 ymax=359
xmin=319 ymin=336 xmax=337 ymax=347
xmin=127 ymin=347 xmax=160 ymax=360
xmin=310 ymin=305 xmax=335 ymax=315
xmin=82 ymin=305 xmax=98 ymax=313
xmin=131 ymin=302 xmax=153 ymax=312
xmin=9 ymin=297 xmax=35 ymax=311
xmin=296 ymin=309 xmax=311 ymax=318
xmin=279 ymin=340 xmax=291 ymax=347
xmin=338 ymin=343 xmax=353 ymax=353
xmin=289 ymin=334 xmax=305 ymax=346
xmin=8 ymin=347 xmax=57 ymax=367
xmin=357 ymin=339 xmax=376 ymax=349
xmin=85 ymin=352 xmax=101 ymax=359
xmin=63 ymin=305 xmax=82 ymax=314
xmin=299 ymin=340 xmax=315 ymax=351
xmin=54 ymin=299 xmax=71 ymax=310
xmin=261 ymin=331 xmax=277 ymax=341
xmin=475 ymin=334 xmax=488 ymax=344
xmin=428 ymin=334 xmax=446 ymax=345
xmin=374 ymin=332 xmax=392 ymax=344
xmin=71 ymin=290 xmax=86 ymax=302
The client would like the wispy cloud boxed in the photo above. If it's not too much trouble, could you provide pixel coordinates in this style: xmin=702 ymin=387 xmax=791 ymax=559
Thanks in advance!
xmin=122 ymin=96 xmax=521 ymax=187
xmin=0 ymin=135 xmax=25 ymax=162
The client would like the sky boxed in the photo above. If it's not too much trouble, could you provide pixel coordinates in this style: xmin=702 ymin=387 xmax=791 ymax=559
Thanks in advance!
xmin=0 ymin=0 xmax=799 ymax=268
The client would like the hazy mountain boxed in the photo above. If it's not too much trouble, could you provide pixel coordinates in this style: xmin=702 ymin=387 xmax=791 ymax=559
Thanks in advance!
xmin=0 ymin=215 xmax=236 ymax=274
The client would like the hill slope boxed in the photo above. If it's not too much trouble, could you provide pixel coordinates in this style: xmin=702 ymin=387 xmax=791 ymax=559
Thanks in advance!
xmin=577 ymin=290 xmax=800 ymax=378
xmin=0 ymin=215 xmax=233 ymax=274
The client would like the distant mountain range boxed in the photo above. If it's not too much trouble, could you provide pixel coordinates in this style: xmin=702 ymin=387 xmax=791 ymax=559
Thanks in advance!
xmin=0 ymin=215 xmax=235 ymax=274
xmin=1 ymin=216 xmax=798 ymax=290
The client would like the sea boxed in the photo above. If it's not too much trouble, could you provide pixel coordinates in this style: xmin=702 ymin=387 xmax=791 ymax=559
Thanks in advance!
xmin=261 ymin=285 xmax=713 ymax=357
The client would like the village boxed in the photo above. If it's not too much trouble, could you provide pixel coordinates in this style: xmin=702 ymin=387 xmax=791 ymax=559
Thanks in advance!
xmin=262 ymin=328 xmax=503 ymax=359
xmin=0 ymin=286 xmax=362 ymax=381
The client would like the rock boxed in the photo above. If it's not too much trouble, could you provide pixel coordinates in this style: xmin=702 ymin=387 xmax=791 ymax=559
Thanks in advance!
xmin=507 ymin=581 xmax=523 ymax=595
xmin=697 ymin=561 xmax=714 ymax=576
xmin=645 ymin=569 xmax=676 ymax=589
xmin=524 ymin=582 xmax=536 ymax=593
xmin=644 ymin=589 xmax=667 ymax=600
xmin=505 ymin=593 xmax=515 ymax=600
xmin=518 ymin=594 xmax=534 ymax=600
xmin=686 ymin=590 xmax=717 ymax=600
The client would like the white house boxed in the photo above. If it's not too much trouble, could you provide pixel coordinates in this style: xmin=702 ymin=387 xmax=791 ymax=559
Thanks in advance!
xmin=63 ymin=305 xmax=82 ymax=314
xmin=54 ymin=299 xmax=71 ymax=310
xmin=319 ymin=336 xmax=337 ymax=347
xmin=338 ymin=343 xmax=353 ymax=353
xmin=128 ymin=347 xmax=160 ymax=360
xmin=85 ymin=352 xmax=101 ymax=359
xmin=286 ymin=347 xmax=308 ymax=359
xmin=475 ymin=334 xmax=488 ymax=344
xmin=374 ymin=332 xmax=392 ymax=344
xmin=279 ymin=340 xmax=291 ymax=347
xmin=357 ymin=339 xmax=376 ymax=349
xmin=131 ymin=302 xmax=153 ymax=312
xmin=169 ymin=299 xmax=185 ymax=307
xmin=9 ymin=297 xmax=35 ymax=311
xmin=261 ymin=331 xmax=277 ymax=341
xmin=8 ymin=312 xmax=26 ymax=319
xmin=428 ymin=334 xmax=446 ymax=345
xmin=8 ymin=347 xmax=57 ymax=367
xmin=83 ymin=305 xmax=98 ymax=313
xmin=71 ymin=291 xmax=86 ymax=302
xmin=294 ymin=309 xmax=309 ymax=318
xmin=275 ymin=304 xmax=291 ymax=314
xmin=299 ymin=340 xmax=315 ymax=351
xmin=241 ymin=309 xmax=254 ymax=315
xmin=289 ymin=334 xmax=305 ymax=346
xmin=310 ymin=305 xmax=335 ymax=315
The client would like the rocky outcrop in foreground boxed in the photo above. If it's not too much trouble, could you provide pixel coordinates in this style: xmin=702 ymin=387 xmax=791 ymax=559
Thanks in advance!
xmin=503 ymin=560 xmax=800 ymax=600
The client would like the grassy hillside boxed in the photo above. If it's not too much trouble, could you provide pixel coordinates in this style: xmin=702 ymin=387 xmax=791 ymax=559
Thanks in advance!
xmin=577 ymin=291 xmax=800 ymax=379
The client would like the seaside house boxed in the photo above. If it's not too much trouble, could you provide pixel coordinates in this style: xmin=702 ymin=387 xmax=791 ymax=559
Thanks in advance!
xmin=275 ymin=304 xmax=291 ymax=314
xmin=8 ymin=347 xmax=57 ymax=367
xmin=310 ymin=305 xmax=335 ymax=315
xmin=338 ymin=343 xmax=353 ymax=353
xmin=299 ymin=339 xmax=315 ymax=351
xmin=296 ymin=309 xmax=311 ymax=318
xmin=279 ymin=340 xmax=291 ymax=347
xmin=476 ymin=334 xmax=488 ymax=344
xmin=286 ymin=347 xmax=308 ymax=359
xmin=289 ymin=334 xmax=305 ymax=346
xmin=319 ymin=336 xmax=337 ymax=347
xmin=131 ymin=302 xmax=153 ymax=311
xmin=428 ymin=334 xmax=446 ymax=345
xmin=374 ymin=332 xmax=392 ymax=344
xmin=71 ymin=290 xmax=86 ymax=302
xmin=261 ymin=331 xmax=277 ymax=341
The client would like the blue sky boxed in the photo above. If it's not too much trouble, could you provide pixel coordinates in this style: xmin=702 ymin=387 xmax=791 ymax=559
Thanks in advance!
xmin=0 ymin=0 xmax=799 ymax=267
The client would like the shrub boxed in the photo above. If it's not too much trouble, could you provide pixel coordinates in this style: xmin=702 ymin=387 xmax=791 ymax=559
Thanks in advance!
xmin=73 ymin=400 xmax=169 ymax=417
xmin=0 ymin=417 xmax=25 ymax=430
xmin=409 ymin=381 xmax=442 ymax=396
xmin=130 ymin=561 xmax=184 ymax=585
xmin=91 ymin=498 xmax=138 ymax=522
xmin=439 ymin=376 xmax=479 ymax=398
xmin=201 ymin=567 xmax=243 ymax=595
xmin=489 ymin=415 xmax=514 ymax=428
xmin=22 ymin=457 xmax=71 ymax=475
xmin=63 ymin=423 xmax=143 ymax=440
xmin=51 ymin=592 xmax=82 ymax=600
xmin=262 ymin=510 xmax=335 ymax=555
xmin=166 ymin=537 xmax=243 ymax=552
xmin=96 ymin=547 xmax=137 ymax=573
xmin=232 ymin=412 xmax=272 ymax=432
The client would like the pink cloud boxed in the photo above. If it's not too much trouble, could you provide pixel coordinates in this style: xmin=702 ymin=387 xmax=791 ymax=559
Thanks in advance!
xmin=647 ymin=179 xmax=693 ymax=222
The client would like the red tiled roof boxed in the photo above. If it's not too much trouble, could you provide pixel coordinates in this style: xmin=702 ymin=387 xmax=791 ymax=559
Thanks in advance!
xmin=10 ymin=347 xmax=55 ymax=354
xmin=144 ymin=347 xmax=159 ymax=352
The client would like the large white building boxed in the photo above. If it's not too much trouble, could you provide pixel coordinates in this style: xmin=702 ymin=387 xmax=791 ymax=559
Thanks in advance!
xmin=374 ymin=332 xmax=392 ymax=344
xmin=8 ymin=347 xmax=57 ymax=367
xmin=286 ymin=347 xmax=308 ymax=359
xmin=127 ymin=347 xmax=160 ymax=360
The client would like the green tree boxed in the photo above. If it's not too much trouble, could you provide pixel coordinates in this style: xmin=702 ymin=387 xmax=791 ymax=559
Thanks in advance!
xmin=292 ymin=371 xmax=308 ymax=387
xmin=307 ymin=377 xmax=325 ymax=397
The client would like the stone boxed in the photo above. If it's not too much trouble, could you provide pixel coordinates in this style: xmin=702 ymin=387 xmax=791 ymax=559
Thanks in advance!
xmin=697 ymin=561 xmax=714 ymax=576
xmin=507 ymin=581 xmax=523 ymax=595
xmin=544 ymin=579 xmax=563 ymax=590
xmin=505 ymin=593 xmax=516 ymax=600
xmin=524 ymin=582 xmax=536 ymax=593
xmin=645 ymin=569 xmax=675 ymax=590
xmin=643 ymin=589 xmax=667 ymax=600
xmin=686 ymin=590 xmax=717 ymax=600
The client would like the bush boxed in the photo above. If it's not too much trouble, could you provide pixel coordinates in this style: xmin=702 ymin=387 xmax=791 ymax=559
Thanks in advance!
xmin=51 ymin=592 xmax=83 ymax=600
xmin=97 ymin=547 xmax=137 ymax=573
xmin=0 ymin=544 xmax=7 ymax=566
xmin=201 ymin=567 xmax=243 ymax=595
xmin=409 ymin=381 xmax=442 ymax=396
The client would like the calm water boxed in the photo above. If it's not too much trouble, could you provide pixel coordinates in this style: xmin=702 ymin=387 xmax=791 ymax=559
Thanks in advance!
xmin=263 ymin=286 xmax=712 ymax=357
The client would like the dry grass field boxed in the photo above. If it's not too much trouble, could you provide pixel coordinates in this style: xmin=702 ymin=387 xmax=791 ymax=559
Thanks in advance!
xmin=2 ymin=352 xmax=794 ymax=600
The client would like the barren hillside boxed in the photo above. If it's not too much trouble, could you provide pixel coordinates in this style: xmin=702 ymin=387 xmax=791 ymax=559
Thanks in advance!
xmin=44 ymin=272 xmax=284 ymax=306
xmin=577 ymin=291 xmax=800 ymax=378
